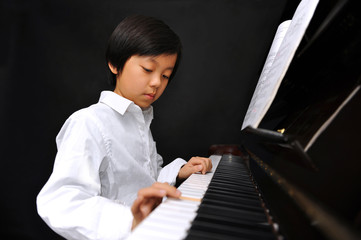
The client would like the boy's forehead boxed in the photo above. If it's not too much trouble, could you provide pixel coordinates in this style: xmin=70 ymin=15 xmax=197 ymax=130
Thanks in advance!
xmin=133 ymin=54 xmax=177 ymax=66
xmin=137 ymin=53 xmax=177 ymax=60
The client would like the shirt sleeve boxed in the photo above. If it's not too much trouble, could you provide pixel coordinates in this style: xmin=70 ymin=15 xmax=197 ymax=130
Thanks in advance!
xmin=36 ymin=111 xmax=133 ymax=240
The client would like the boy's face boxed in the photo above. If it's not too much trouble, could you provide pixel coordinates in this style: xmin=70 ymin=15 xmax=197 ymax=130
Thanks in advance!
xmin=111 ymin=54 xmax=177 ymax=109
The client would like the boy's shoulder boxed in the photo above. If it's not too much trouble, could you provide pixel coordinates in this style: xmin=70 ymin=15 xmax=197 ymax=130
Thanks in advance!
xmin=58 ymin=103 xmax=111 ymax=136
xmin=64 ymin=102 xmax=108 ymax=125
xmin=70 ymin=102 xmax=109 ymax=119
xmin=56 ymin=103 xmax=108 ymax=143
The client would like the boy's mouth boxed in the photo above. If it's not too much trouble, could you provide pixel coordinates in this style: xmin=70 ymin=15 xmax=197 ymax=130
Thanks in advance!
xmin=145 ymin=93 xmax=155 ymax=99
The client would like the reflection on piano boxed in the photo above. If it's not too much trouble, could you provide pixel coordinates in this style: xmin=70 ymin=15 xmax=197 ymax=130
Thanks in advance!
xmin=128 ymin=0 xmax=361 ymax=239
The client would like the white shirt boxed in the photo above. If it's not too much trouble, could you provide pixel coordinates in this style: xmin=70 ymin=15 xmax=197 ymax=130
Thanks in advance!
xmin=37 ymin=91 xmax=186 ymax=240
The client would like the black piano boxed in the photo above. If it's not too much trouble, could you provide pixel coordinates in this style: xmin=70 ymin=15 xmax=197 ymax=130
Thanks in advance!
xmin=129 ymin=0 xmax=361 ymax=239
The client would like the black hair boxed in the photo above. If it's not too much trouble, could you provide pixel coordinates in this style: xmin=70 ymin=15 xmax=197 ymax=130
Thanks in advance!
xmin=105 ymin=15 xmax=182 ymax=87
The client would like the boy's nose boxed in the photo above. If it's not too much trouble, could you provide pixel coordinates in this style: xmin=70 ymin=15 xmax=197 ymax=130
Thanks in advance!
xmin=149 ymin=75 xmax=162 ymax=88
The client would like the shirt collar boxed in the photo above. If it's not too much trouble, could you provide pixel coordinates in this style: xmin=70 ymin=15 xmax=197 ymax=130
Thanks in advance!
xmin=99 ymin=91 xmax=154 ymax=121
xmin=99 ymin=91 xmax=133 ymax=115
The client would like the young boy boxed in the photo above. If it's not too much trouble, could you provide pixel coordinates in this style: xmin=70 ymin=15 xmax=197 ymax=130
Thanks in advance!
xmin=36 ymin=15 xmax=212 ymax=240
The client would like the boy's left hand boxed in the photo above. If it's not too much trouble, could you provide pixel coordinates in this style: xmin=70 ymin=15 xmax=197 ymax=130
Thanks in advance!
xmin=177 ymin=157 xmax=212 ymax=180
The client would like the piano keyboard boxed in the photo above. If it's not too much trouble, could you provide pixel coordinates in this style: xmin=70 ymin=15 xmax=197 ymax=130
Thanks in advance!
xmin=127 ymin=154 xmax=276 ymax=240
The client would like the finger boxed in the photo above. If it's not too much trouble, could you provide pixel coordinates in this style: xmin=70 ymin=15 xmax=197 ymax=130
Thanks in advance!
xmin=137 ymin=187 xmax=166 ymax=201
xmin=131 ymin=196 xmax=160 ymax=230
xmin=131 ymin=195 xmax=144 ymax=216
xmin=138 ymin=182 xmax=181 ymax=199
xmin=132 ymin=187 xmax=165 ymax=217
xmin=197 ymin=157 xmax=212 ymax=173
xmin=190 ymin=157 xmax=208 ymax=174
xmin=140 ymin=197 xmax=161 ymax=216
xmin=203 ymin=157 xmax=213 ymax=172
xmin=177 ymin=164 xmax=199 ymax=179
xmin=187 ymin=162 xmax=204 ymax=175
xmin=195 ymin=157 xmax=212 ymax=170
xmin=134 ymin=183 xmax=181 ymax=220
xmin=151 ymin=182 xmax=182 ymax=198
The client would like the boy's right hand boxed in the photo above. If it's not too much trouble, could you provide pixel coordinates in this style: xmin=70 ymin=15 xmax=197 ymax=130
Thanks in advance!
xmin=177 ymin=157 xmax=212 ymax=180
xmin=131 ymin=182 xmax=181 ymax=230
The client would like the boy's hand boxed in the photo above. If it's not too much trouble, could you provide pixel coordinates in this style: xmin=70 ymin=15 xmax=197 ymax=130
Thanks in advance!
xmin=177 ymin=157 xmax=212 ymax=180
xmin=131 ymin=182 xmax=181 ymax=230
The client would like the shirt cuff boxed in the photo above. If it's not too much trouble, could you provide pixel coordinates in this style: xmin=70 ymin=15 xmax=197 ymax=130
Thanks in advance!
xmin=97 ymin=201 xmax=133 ymax=240
xmin=157 ymin=158 xmax=187 ymax=185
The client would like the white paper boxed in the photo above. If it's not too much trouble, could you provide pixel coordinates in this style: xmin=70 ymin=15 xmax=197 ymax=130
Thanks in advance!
xmin=242 ymin=0 xmax=319 ymax=130
xmin=242 ymin=20 xmax=291 ymax=129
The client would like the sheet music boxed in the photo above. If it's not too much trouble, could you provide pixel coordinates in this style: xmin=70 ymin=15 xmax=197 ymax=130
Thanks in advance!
xmin=242 ymin=0 xmax=319 ymax=130
xmin=242 ymin=20 xmax=291 ymax=129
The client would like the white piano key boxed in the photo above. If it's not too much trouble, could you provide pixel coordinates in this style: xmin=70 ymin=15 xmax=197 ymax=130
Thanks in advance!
xmin=179 ymin=190 xmax=205 ymax=198
xmin=154 ymin=206 xmax=196 ymax=219
xmin=147 ymin=211 xmax=194 ymax=226
xmin=143 ymin=215 xmax=192 ymax=231
xmin=128 ymin=202 xmax=195 ymax=240
xmin=164 ymin=199 xmax=200 ymax=209
xmin=140 ymin=219 xmax=190 ymax=235
xmin=129 ymin=226 xmax=186 ymax=240
xmin=178 ymin=192 xmax=204 ymax=199
xmin=179 ymin=183 xmax=207 ymax=190
xmin=127 ymin=155 xmax=222 ymax=240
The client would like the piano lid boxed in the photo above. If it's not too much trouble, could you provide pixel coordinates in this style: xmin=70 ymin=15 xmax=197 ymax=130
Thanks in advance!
xmin=259 ymin=0 xmax=361 ymax=150
xmin=245 ymin=0 xmax=361 ymax=234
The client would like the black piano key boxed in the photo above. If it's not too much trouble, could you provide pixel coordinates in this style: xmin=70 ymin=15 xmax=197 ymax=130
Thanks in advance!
xmin=184 ymin=154 xmax=277 ymax=239
xmin=186 ymin=229 xmax=253 ymax=240
xmin=210 ymin=179 xmax=255 ymax=189
xmin=212 ymin=175 xmax=254 ymax=184
xmin=207 ymin=184 xmax=260 ymax=197
xmin=217 ymin=165 xmax=247 ymax=170
xmin=201 ymin=198 xmax=265 ymax=213
xmin=213 ymin=170 xmax=250 ymax=176
xmin=197 ymin=204 xmax=268 ymax=222
xmin=202 ymin=192 xmax=263 ymax=208
xmin=212 ymin=176 xmax=251 ymax=183
xmin=209 ymin=181 xmax=258 ymax=191
xmin=193 ymin=213 xmax=274 ymax=232
xmin=187 ymin=221 xmax=276 ymax=240
xmin=205 ymin=188 xmax=261 ymax=201
xmin=211 ymin=174 xmax=254 ymax=183
xmin=214 ymin=166 xmax=248 ymax=172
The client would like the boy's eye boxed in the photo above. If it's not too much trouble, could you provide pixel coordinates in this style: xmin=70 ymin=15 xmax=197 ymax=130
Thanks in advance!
xmin=162 ymin=75 xmax=170 ymax=80
xmin=142 ymin=67 xmax=152 ymax=73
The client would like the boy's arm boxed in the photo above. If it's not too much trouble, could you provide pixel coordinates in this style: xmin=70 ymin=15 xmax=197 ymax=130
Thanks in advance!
xmin=156 ymin=156 xmax=212 ymax=185
xmin=37 ymin=113 xmax=133 ymax=240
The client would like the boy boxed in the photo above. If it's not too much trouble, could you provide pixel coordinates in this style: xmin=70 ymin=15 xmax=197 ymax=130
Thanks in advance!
xmin=37 ymin=15 xmax=211 ymax=240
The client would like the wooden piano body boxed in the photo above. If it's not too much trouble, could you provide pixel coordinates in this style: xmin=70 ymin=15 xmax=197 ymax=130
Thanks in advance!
xmin=129 ymin=0 xmax=361 ymax=239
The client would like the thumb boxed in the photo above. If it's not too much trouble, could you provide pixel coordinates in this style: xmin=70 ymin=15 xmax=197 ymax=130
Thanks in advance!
xmin=179 ymin=164 xmax=203 ymax=179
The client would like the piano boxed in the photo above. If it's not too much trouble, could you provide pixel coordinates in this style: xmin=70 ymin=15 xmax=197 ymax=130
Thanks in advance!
xmin=128 ymin=0 xmax=361 ymax=239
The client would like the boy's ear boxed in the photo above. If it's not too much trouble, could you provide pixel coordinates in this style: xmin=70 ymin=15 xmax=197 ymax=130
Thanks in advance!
xmin=108 ymin=62 xmax=118 ymax=74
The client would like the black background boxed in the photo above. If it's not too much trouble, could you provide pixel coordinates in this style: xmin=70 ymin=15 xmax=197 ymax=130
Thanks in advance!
xmin=0 ymin=0 xmax=307 ymax=238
